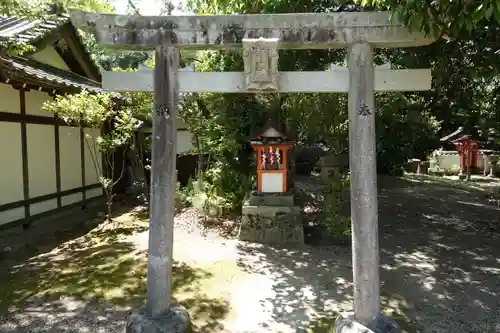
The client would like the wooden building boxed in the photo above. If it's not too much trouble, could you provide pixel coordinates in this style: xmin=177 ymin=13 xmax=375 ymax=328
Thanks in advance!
xmin=0 ymin=14 xmax=104 ymax=228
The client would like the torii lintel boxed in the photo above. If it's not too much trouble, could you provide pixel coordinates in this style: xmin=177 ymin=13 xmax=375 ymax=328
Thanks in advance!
xmin=69 ymin=10 xmax=434 ymax=50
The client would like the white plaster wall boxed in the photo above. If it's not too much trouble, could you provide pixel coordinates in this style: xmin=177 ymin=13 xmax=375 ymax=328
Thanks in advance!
xmin=86 ymin=187 xmax=103 ymax=199
xmin=30 ymin=199 xmax=58 ymax=215
xmin=476 ymin=152 xmax=491 ymax=170
xmin=436 ymin=154 xmax=461 ymax=170
xmin=0 ymin=122 xmax=24 ymax=205
xmin=61 ymin=192 xmax=83 ymax=207
xmin=25 ymin=90 xmax=53 ymax=117
xmin=261 ymin=173 xmax=283 ymax=193
xmin=142 ymin=128 xmax=195 ymax=154
xmin=59 ymin=126 xmax=83 ymax=191
xmin=177 ymin=130 xmax=196 ymax=154
xmin=83 ymin=127 xmax=102 ymax=186
xmin=27 ymin=124 xmax=57 ymax=197
xmin=0 ymin=111 xmax=24 ymax=225
xmin=0 ymin=83 xmax=20 ymax=113
xmin=0 ymin=207 xmax=25 ymax=226
xmin=177 ymin=117 xmax=188 ymax=130
xmin=29 ymin=46 xmax=71 ymax=71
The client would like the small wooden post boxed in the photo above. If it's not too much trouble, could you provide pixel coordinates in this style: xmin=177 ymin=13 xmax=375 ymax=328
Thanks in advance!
xmin=147 ymin=44 xmax=179 ymax=319
xmin=347 ymin=42 xmax=380 ymax=325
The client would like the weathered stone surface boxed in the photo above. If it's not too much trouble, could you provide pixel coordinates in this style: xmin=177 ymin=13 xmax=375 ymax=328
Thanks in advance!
xmin=148 ymin=44 xmax=179 ymax=318
xmin=335 ymin=313 xmax=401 ymax=333
xmin=347 ymin=42 xmax=380 ymax=322
xmin=102 ymin=69 xmax=432 ymax=93
xmin=319 ymin=153 xmax=349 ymax=181
xmin=248 ymin=191 xmax=294 ymax=207
xmin=239 ymin=203 xmax=304 ymax=245
xmin=69 ymin=10 xmax=434 ymax=50
xmin=242 ymin=37 xmax=279 ymax=91
xmin=126 ymin=305 xmax=191 ymax=333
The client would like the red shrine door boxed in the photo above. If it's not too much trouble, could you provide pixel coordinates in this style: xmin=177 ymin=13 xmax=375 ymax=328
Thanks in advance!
xmin=456 ymin=140 xmax=478 ymax=174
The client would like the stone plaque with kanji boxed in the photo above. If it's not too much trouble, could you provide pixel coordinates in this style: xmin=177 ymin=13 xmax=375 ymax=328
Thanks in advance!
xmin=242 ymin=37 xmax=279 ymax=91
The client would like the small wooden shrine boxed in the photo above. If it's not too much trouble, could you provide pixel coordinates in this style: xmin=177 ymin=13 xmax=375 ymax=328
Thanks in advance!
xmin=250 ymin=119 xmax=293 ymax=193
xmin=440 ymin=126 xmax=481 ymax=175
xmin=240 ymin=119 xmax=303 ymax=246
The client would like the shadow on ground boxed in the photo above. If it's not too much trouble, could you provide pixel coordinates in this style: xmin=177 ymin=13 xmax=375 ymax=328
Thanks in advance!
xmin=378 ymin=176 xmax=500 ymax=332
xmin=0 ymin=210 xmax=230 ymax=333
xmin=0 ymin=199 xmax=140 ymax=272
xmin=236 ymin=242 xmax=352 ymax=332
xmin=236 ymin=175 xmax=500 ymax=333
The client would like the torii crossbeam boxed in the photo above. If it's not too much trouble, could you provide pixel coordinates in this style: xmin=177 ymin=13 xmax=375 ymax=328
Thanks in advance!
xmin=101 ymin=67 xmax=432 ymax=93
xmin=70 ymin=9 xmax=435 ymax=333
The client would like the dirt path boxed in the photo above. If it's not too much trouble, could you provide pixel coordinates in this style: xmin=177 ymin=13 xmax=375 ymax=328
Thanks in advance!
xmin=127 ymin=217 xmax=353 ymax=333
xmin=376 ymin=176 xmax=500 ymax=333
xmin=1 ymin=176 xmax=500 ymax=332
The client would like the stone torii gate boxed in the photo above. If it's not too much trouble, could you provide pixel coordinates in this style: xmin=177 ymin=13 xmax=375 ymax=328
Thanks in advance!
xmin=70 ymin=10 xmax=433 ymax=333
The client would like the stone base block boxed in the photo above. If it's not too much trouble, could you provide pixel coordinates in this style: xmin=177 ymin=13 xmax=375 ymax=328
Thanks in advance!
xmin=126 ymin=305 xmax=191 ymax=333
xmin=335 ymin=312 xmax=400 ymax=333
xmin=248 ymin=191 xmax=294 ymax=206
xmin=239 ymin=203 xmax=304 ymax=245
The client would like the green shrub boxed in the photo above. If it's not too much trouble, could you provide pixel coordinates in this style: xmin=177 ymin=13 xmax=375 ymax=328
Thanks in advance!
xmin=323 ymin=172 xmax=351 ymax=243
xmin=445 ymin=164 xmax=461 ymax=175
xmin=174 ymin=181 xmax=189 ymax=213
xmin=185 ymin=162 xmax=254 ymax=217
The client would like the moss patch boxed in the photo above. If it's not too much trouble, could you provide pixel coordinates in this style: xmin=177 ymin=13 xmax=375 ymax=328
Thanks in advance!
xmin=307 ymin=298 xmax=420 ymax=333
xmin=0 ymin=209 xmax=239 ymax=333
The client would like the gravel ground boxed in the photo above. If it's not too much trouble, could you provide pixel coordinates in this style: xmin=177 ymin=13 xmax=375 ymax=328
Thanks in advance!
xmin=1 ymin=176 xmax=500 ymax=333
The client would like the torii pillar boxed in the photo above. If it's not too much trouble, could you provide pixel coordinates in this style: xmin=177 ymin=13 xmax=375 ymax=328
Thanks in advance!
xmin=70 ymin=10 xmax=434 ymax=333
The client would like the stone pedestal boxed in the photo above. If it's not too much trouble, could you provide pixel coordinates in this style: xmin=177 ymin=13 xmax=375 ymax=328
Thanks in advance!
xmin=335 ymin=313 xmax=400 ymax=333
xmin=126 ymin=305 xmax=191 ymax=333
xmin=239 ymin=192 xmax=304 ymax=245
xmin=248 ymin=191 xmax=295 ymax=206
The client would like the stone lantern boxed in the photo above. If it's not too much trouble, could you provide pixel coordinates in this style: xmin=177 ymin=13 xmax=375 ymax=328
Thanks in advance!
xmin=238 ymin=119 xmax=304 ymax=245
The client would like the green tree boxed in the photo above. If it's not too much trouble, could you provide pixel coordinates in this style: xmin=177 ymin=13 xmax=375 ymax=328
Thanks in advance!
xmin=42 ymin=91 xmax=148 ymax=220
xmin=358 ymin=0 xmax=500 ymax=38
xmin=185 ymin=0 xmax=499 ymax=173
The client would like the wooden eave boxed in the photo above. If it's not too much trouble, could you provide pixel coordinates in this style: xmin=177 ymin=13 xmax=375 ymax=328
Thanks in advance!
xmin=0 ymin=55 xmax=103 ymax=94
xmin=1 ymin=13 xmax=102 ymax=82
xmin=28 ymin=21 xmax=101 ymax=82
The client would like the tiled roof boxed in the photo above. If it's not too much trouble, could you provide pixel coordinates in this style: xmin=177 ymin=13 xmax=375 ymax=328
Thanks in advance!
xmin=0 ymin=55 xmax=103 ymax=92
xmin=0 ymin=14 xmax=68 ymax=44
xmin=0 ymin=13 xmax=108 ymax=93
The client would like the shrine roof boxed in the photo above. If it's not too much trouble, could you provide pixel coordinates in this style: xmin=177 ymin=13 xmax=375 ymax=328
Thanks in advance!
xmin=250 ymin=141 xmax=293 ymax=146
xmin=250 ymin=118 xmax=292 ymax=141
xmin=451 ymin=135 xmax=483 ymax=143
xmin=441 ymin=126 xmax=483 ymax=143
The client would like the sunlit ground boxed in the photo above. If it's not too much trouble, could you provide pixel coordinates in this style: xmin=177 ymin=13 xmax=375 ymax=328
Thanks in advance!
xmin=0 ymin=213 xmax=238 ymax=332
xmin=0 ymin=206 xmax=420 ymax=333
xmin=3 ymin=174 xmax=500 ymax=332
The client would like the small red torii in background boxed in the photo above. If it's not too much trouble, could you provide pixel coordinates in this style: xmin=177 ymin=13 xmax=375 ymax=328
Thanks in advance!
xmin=440 ymin=127 xmax=481 ymax=177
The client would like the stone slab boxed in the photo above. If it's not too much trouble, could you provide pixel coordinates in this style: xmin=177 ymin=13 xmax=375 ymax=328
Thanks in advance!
xmin=248 ymin=191 xmax=295 ymax=207
xmin=126 ymin=305 xmax=191 ymax=333
xmin=239 ymin=203 xmax=304 ymax=245
xmin=69 ymin=11 xmax=435 ymax=50
xmin=335 ymin=312 xmax=401 ymax=333
xmin=101 ymin=69 xmax=433 ymax=93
